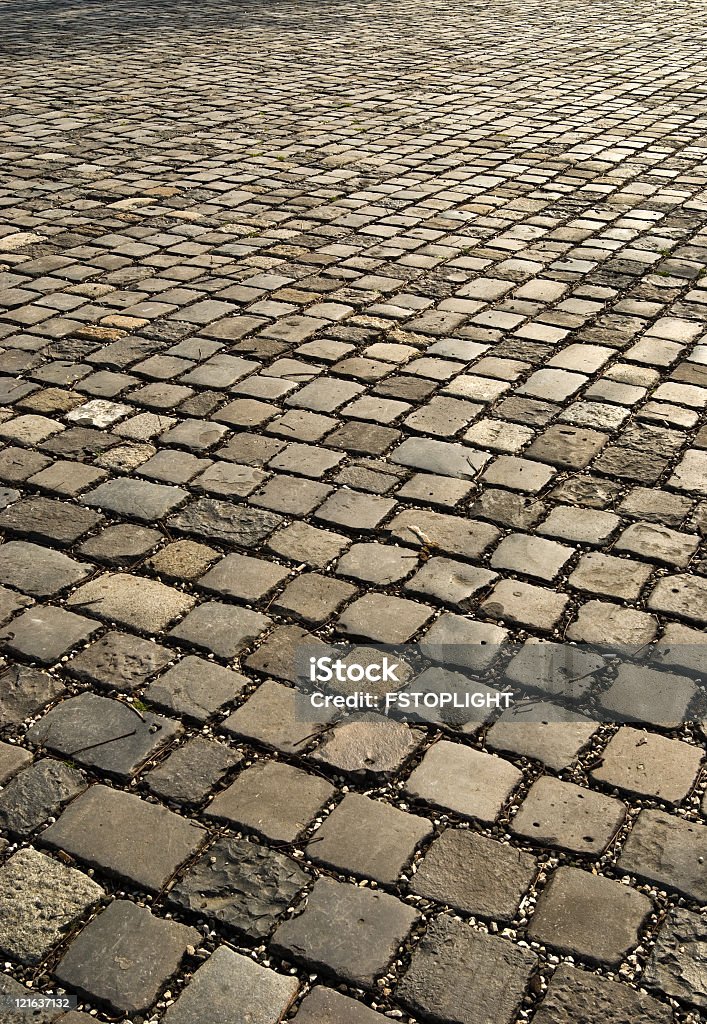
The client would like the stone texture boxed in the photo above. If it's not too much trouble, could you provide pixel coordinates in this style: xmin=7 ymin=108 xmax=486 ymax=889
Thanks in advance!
xmin=163 ymin=945 xmax=299 ymax=1024
xmin=511 ymin=777 xmax=626 ymax=855
xmin=146 ymin=737 xmax=241 ymax=804
xmin=644 ymin=907 xmax=707 ymax=1010
xmin=145 ymin=656 xmax=249 ymax=722
xmin=66 ymin=630 xmax=172 ymax=690
xmin=411 ymin=829 xmax=537 ymax=920
xmin=528 ymin=866 xmax=652 ymax=966
xmin=168 ymin=835 xmax=309 ymax=938
xmin=591 ymin=727 xmax=703 ymax=803
xmin=0 ymin=847 xmax=104 ymax=965
xmin=617 ymin=809 xmax=707 ymax=902
xmin=41 ymin=785 xmax=205 ymax=891
xmin=0 ymin=605 xmax=100 ymax=664
xmin=405 ymin=741 xmax=521 ymax=823
xmin=306 ymin=793 xmax=432 ymax=883
xmin=398 ymin=915 xmax=537 ymax=1024
xmin=272 ymin=877 xmax=419 ymax=986
xmin=66 ymin=572 xmax=195 ymax=632
xmin=0 ymin=540 xmax=90 ymax=597
xmin=292 ymin=988 xmax=386 ymax=1024
xmin=54 ymin=900 xmax=199 ymax=1014
xmin=205 ymin=760 xmax=335 ymax=842
xmin=532 ymin=964 xmax=673 ymax=1024
xmin=0 ymin=757 xmax=86 ymax=837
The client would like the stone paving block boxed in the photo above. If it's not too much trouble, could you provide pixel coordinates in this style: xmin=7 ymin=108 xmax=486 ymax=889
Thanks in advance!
xmin=41 ymin=785 xmax=205 ymax=892
xmin=569 ymin=552 xmax=654 ymax=601
xmin=306 ymin=792 xmax=432 ymax=883
xmin=538 ymin=505 xmax=620 ymax=545
xmin=336 ymin=593 xmax=434 ymax=643
xmin=223 ymin=679 xmax=330 ymax=753
xmin=647 ymin=573 xmax=707 ymax=624
xmin=54 ymin=900 xmax=199 ymax=1015
xmin=199 ymin=552 xmax=290 ymax=603
xmin=0 ymin=847 xmax=104 ymax=965
xmin=387 ymin=508 xmax=500 ymax=559
xmin=591 ymin=727 xmax=703 ymax=803
xmin=146 ymin=737 xmax=241 ymax=804
xmin=479 ymin=579 xmax=570 ymax=632
xmin=411 ymin=828 xmax=537 ymax=920
xmin=0 ymin=975 xmax=66 ymax=1024
xmin=0 ymin=605 xmax=100 ymax=664
xmin=27 ymin=692 xmax=181 ymax=779
xmin=0 ymin=664 xmax=65 ymax=726
xmin=167 ymin=496 xmax=283 ymax=547
xmin=77 ymin=522 xmax=163 ymax=565
xmin=291 ymin=987 xmax=387 ymax=1024
xmin=644 ymin=907 xmax=706 ymax=1010
xmin=598 ymin=663 xmax=699 ymax=728
xmin=335 ymin=542 xmax=418 ymax=584
xmin=566 ymin=599 xmax=659 ymax=645
xmin=272 ymin=877 xmax=418 ymax=987
xmin=0 ymin=540 xmax=90 ymax=597
xmin=163 ymin=945 xmax=299 ymax=1024
xmin=511 ymin=776 xmax=625 ymax=855
xmin=420 ymin=611 xmax=508 ymax=670
xmin=405 ymin=556 xmax=496 ymax=605
xmin=528 ymin=866 xmax=652 ymax=966
xmin=0 ymin=496 xmax=102 ymax=546
xmin=487 ymin=705 xmax=597 ymax=770
xmin=490 ymin=533 xmax=573 ymax=581
xmin=68 ymin=571 xmax=190 ymax=633
xmin=205 ymin=760 xmax=335 ymax=842
xmin=169 ymin=600 xmax=271 ymax=658
xmin=147 ymin=539 xmax=219 ymax=580
xmin=0 ymin=582 xmax=31 ymax=624
xmin=267 ymin=521 xmax=349 ymax=568
xmin=82 ymin=477 xmax=187 ymax=520
xmin=66 ymin=630 xmax=172 ymax=690
xmin=617 ymin=809 xmax=707 ymax=901
xmin=531 ymin=963 xmax=672 ymax=1024
xmin=168 ymin=834 xmax=309 ymax=938
xmin=145 ymin=656 xmax=249 ymax=722
xmin=313 ymin=489 xmax=395 ymax=531
xmin=274 ymin=572 xmax=357 ymax=624
xmin=312 ymin=715 xmax=421 ymax=776
xmin=397 ymin=915 xmax=537 ymax=1024
xmin=0 ymin=757 xmax=86 ymax=837
xmin=405 ymin=740 xmax=521 ymax=823
xmin=0 ymin=740 xmax=31 ymax=783
xmin=613 ymin=522 xmax=699 ymax=568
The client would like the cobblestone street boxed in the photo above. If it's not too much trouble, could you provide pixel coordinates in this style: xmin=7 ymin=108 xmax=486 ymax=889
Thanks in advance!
xmin=1 ymin=0 xmax=706 ymax=1021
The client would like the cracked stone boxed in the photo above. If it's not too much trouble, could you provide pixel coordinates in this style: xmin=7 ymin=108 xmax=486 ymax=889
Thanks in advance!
xmin=0 ymin=757 xmax=86 ymax=837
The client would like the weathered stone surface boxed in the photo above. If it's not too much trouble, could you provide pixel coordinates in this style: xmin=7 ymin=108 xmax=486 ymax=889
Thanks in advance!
xmin=223 ymin=679 xmax=329 ymax=753
xmin=54 ymin=900 xmax=199 ymax=1014
xmin=66 ymin=573 xmax=195 ymax=632
xmin=42 ymin=785 xmax=206 ymax=892
xmin=169 ymin=835 xmax=309 ymax=938
xmin=0 ymin=974 xmax=67 ymax=1023
xmin=206 ymin=760 xmax=335 ymax=842
xmin=528 ymin=866 xmax=652 ymax=966
xmin=0 ymin=496 xmax=101 ymax=546
xmin=145 ymin=655 xmax=248 ymax=722
xmin=28 ymin=692 xmax=180 ymax=778
xmin=0 ymin=848 xmax=104 ymax=965
xmin=307 ymin=793 xmax=432 ymax=883
xmin=591 ymin=727 xmax=703 ymax=803
xmin=0 ymin=665 xmax=65 ymax=726
xmin=0 ymin=605 xmax=100 ymax=664
xmin=83 ymin=477 xmax=188 ymax=520
xmin=0 ymin=740 xmax=32 ymax=783
xmin=312 ymin=716 xmax=420 ymax=776
xmin=511 ymin=777 xmax=625 ymax=855
xmin=146 ymin=737 xmax=241 ymax=804
xmin=405 ymin=740 xmax=521 ymax=823
xmin=272 ymin=877 xmax=418 ymax=987
xmin=169 ymin=600 xmax=271 ymax=657
xmin=292 ymin=987 xmax=387 ymax=1023
xmin=644 ymin=907 xmax=707 ymax=1010
xmin=397 ymin=915 xmax=537 ymax=1024
xmin=617 ymin=809 xmax=707 ymax=901
xmin=167 ymin=497 xmax=283 ymax=547
xmin=0 ymin=757 xmax=86 ymax=836
xmin=531 ymin=963 xmax=672 ymax=1024
xmin=163 ymin=945 xmax=299 ymax=1024
xmin=411 ymin=829 xmax=537 ymax=920
xmin=66 ymin=630 xmax=172 ymax=690
xmin=0 ymin=540 xmax=90 ymax=596
xmin=387 ymin=509 xmax=499 ymax=559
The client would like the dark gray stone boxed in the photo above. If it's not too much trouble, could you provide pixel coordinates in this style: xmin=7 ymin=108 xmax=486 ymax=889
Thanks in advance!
xmin=0 ymin=606 xmax=101 ymax=664
xmin=27 ymin=692 xmax=181 ymax=779
xmin=397 ymin=915 xmax=537 ymax=1024
xmin=411 ymin=829 xmax=537 ymax=920
xmin=0 ymin=541 xmax=90 ymax=597
xmin=66 ymin=631 xmax=172 ymax=691
xmin=162 ymin=945 xmax=299 ymax=1024
xmin=146 ymin=737 xmax=241 ymax=804
xmin=41 ymin=785 xmax=206 ymax=892
xmin=644 ymin=907 xmax=707 ymax=1010
xmin=0 ymin=757 xmax=86 ymax=837
xmin=168 ymin=835 xmax=309 ymax=938
xmin=169 ymin=601 xmax=271 ymax=658
xmin=617 ymin=809 xmax=707 ymax=902
xmin=144 ymin=655 xmax=249 ymax=722
xmin=0 ymin=665 xmax=65 ymax=727
xmin=532 ymin=964 xmax=672 ymax=1024
xmin=167 ymin=497 xmax=283 ymax=547
xmin=272 ymin=877 xmax=419 ymax=987
xmin=0 ymin=496 xmax=101 ymax=546
xmin=54 ymin=900 xmax=199 ymax=1014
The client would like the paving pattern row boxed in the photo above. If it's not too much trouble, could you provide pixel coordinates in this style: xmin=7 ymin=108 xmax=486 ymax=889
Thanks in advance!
xmin=0 ymin=1 xmax=706 ymax=1022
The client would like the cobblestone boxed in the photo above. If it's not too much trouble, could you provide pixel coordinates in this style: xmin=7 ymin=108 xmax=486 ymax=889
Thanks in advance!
xmin=1 ymin=0 xmax=705 ymax=1015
